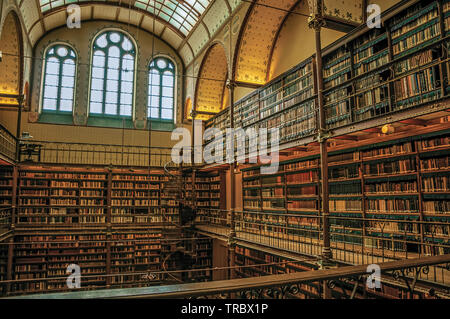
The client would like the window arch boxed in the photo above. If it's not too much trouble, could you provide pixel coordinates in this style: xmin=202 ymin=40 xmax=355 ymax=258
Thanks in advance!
xmin=89 ymin=30 xmax=136 ymax=117
xmin=148 ymin=57 xmax=175 ymax=121
xmin=41 ymin=44 xmax=77 ymax=113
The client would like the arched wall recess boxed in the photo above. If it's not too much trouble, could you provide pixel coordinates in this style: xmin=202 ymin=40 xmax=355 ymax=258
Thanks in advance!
xmin=192 ymin=42 xmax=228 ymax=121
xmin=0 ymin=10 xmax=24 ymax=106
xmin=233 ymin=0 xmax=299 ymax=85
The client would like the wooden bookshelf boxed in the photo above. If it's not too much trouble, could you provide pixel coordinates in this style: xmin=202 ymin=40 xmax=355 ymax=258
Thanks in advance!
xmin=204 ymin=0 xmax=449 ymax=155
xmin=239 ymin=129 xmax=450 ymax=255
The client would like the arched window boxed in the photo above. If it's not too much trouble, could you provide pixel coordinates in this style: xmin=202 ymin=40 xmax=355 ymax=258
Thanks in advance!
xmin=89 ymin=30 xmax=136 ymax=117
xmin=148 ymin=57 xmax=175 ymax=121
xmin=41 ymin=44 xmax=76 ymax=112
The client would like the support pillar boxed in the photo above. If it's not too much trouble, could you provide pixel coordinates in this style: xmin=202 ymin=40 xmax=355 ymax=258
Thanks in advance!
xmin=308 ymin=0 xmax=334 ymax=298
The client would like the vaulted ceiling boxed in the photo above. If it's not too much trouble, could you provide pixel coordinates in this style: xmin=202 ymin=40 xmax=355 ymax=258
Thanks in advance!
xmin=18 ymin=0 xmax=241 ymax=65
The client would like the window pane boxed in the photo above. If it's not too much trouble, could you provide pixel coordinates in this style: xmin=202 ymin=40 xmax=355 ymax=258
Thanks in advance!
xmin=43 ymin=98 xmax=57 ymax=111
xmin=122 ymin=38 xmax=133 ymax=51
xmin=149 ymin=107 xmax=159 ymax=118
xmin=107 ymin=65 xmax=119 ymax=80
xmin=105 ymin=103 xmax=117 ymax=115
xmin=149 ymin=69 xmax=160 ymax=86
xmin=105 ymin=91 xmax=118 ymax=104
xmin=96 ymin=34 xmax=108 ymax=48
xmin=90 ymin=90 xmax=103 ymax=103
xmin=149 ymin=96 xmax=159 ymax=108
xmin=122 ymin=81 xmax=133 ymax=93
xmin=61 ymin=76 xmax=74 ymax=88
xmin=46 ymin=57 xmax=60 ymax=75
xmin=92 ymin=67 xmax=105 ymax=79
xmin=109 ymin=46 xmax=120 ymax=57
xmin=161 ymin=108 xmax=173 ymax=120
xmin=120 ymin=105 xmax=132 ymax=116
xmin=150 ymin=85 xmax=159 ymax=96
xmin=62 ymin=60 xmax=75 ymax=76
xmin=162 ymin=86 xmax=173 ymax=97
xmin=162 ymin=71 xmax=174 ymax=87
xmin=60 ymin=99 xmax=72 ymax=112
xmin=156 ymin=59 xmax=167 ymax=69
xmin=90 ymin=102 xmax=102 ymax=114
xmin=161 ymin=97 xmax=173 ymax=108
xmin=45 ymin=74 xmax=59 ymax=86
xmin=93 ymin=51 xmax=106 ymax=67
xmin=44 ymin=86 xmax=58 ymax=99
xmin=91 ymin=78 xmax=104 ymax=91
xmin=120 ymin=93 xmax=132 ymax=105
xmin=106 ymin=80 xmax=119 ymax=92
xmin=89 ymin=31 xmax=136 ymax=117
xmin=60 ymin=87 xmax=73 ymax=100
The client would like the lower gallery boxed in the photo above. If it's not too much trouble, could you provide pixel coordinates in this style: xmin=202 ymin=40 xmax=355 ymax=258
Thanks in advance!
xmin=0 ymin=0 xmax=449 ymax=300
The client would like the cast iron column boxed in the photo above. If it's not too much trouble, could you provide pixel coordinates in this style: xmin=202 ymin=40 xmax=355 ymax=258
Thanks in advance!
xmin=307 ymin=0 xmax=332 ymax=262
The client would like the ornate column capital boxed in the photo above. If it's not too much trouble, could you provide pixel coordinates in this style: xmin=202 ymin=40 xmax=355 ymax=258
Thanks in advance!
xmin=226 ymin=79 xmax=236 ymax=90
xmin=307 ymin=0 xmax=326 ymax=30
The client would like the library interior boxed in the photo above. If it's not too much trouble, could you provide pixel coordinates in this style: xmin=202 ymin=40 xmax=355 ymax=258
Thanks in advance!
xmin=0 ymin=0 xmax=449 ymax=300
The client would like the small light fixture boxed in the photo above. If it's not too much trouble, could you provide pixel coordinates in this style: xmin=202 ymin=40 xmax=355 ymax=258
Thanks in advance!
xmin=381 ymin=124 xmax=394 ymax=134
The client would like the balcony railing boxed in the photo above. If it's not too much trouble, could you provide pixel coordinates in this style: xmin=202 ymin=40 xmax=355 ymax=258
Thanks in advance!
xmin=19 ymin=140 xmax=176 ymax=168
xmin=196 ymin=209 xmax=450 ymax=268
xmin=4 ymin=254 xmax=450 ymax=299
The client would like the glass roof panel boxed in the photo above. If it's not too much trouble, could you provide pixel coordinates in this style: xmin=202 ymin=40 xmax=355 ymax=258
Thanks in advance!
xmin=39 ymin=1 xmax=212 ymax=36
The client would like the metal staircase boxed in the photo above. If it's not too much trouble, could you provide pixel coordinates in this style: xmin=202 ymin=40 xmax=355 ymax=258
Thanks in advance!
xmin=160 ymin=161 xmax=197 ymax=283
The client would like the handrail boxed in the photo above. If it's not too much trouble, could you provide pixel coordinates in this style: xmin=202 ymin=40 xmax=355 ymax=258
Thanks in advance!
xmin=6 ymin=254 xmax=450 ymax=299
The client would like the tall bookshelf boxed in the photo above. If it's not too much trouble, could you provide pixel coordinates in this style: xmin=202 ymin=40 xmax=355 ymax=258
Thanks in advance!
xmin=204 ymin=0 xmax=449 ymax=151
xmin=239 ymin=129 xmax=450 ymax=256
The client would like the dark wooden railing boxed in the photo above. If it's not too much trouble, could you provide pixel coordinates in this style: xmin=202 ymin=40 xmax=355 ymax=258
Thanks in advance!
xmin=4 ymin=254 xmax=450 ymax=299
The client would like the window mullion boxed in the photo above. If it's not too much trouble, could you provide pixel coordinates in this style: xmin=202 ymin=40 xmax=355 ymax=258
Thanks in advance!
xmin=118 ymin=50 xmax=124 ymax=116
xmin=56 ymin=56 xmax=64 ymax=112
xmin=159 ymin=70 xmax=163 ymax=119
xmin=102 ymin=46 xmax=108 ymax=115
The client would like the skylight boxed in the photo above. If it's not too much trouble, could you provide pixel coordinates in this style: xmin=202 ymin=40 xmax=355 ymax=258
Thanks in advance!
xmin=135 ymin=0 xmax=210 ymax=36
xmin=39 ymin=0 xmax=211 ymax=37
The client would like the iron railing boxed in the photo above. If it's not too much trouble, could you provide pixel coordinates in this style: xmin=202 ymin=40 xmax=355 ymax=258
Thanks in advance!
xmin=3 ymin=254 xmax=450 ymax=299
xmin=196 ymin=209 xmax=450 ymax=266
xmin=20 ymin=140 xmax=176 ymax=168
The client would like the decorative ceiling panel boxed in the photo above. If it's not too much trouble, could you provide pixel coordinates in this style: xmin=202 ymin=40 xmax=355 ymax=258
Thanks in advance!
xmin=21 ymin=0 xmax=40 ymax=32
xmin=92 ymin=4 xmax=117 ymax=20
xmin=43 ymin=10 xmax=66 ymax=31
xmin=203 ymin=0 xmax=229 ymax=37
xmin=141 ymin=15 xmax=166 ymax=35
xmin=0 ymin=12 xmax=21 ymax=105
xmin=161 ymin=27 xmax=183 ymax=49
xmin=234 ymin=0 xmax=297 ymax=85
xmin=194 ymin=43 xmax=228 ymax=118
xmin=324 ymin=0 xmax=363 ymax=24
xmin=134 ymin=0 xmax=211 ymax=36
xmin=28 ymin=23 xmax=44 ymax=48
xmin=188 ymin=23 xmax=209 ymax=56
xmin=229 ymin=0 xmax=241 ymax=11
xmin=117 ymin=8 xmax=143 ymax=26
xmin=179 ymin=43 xmax=194 ymax=64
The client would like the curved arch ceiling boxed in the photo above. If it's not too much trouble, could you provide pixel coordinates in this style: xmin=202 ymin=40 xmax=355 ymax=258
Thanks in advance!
xmin=192 ymin=43 xmax=228 ymax=120
xmin=31 ymin=0 xmax=238 ymax=65
xmin=234 ymin=0 xmax=298 ymax=85
xmin=40 ymin=0 xmax=211 ymax=36
xmin=0 ymin=11 xmax=23 ymax=106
